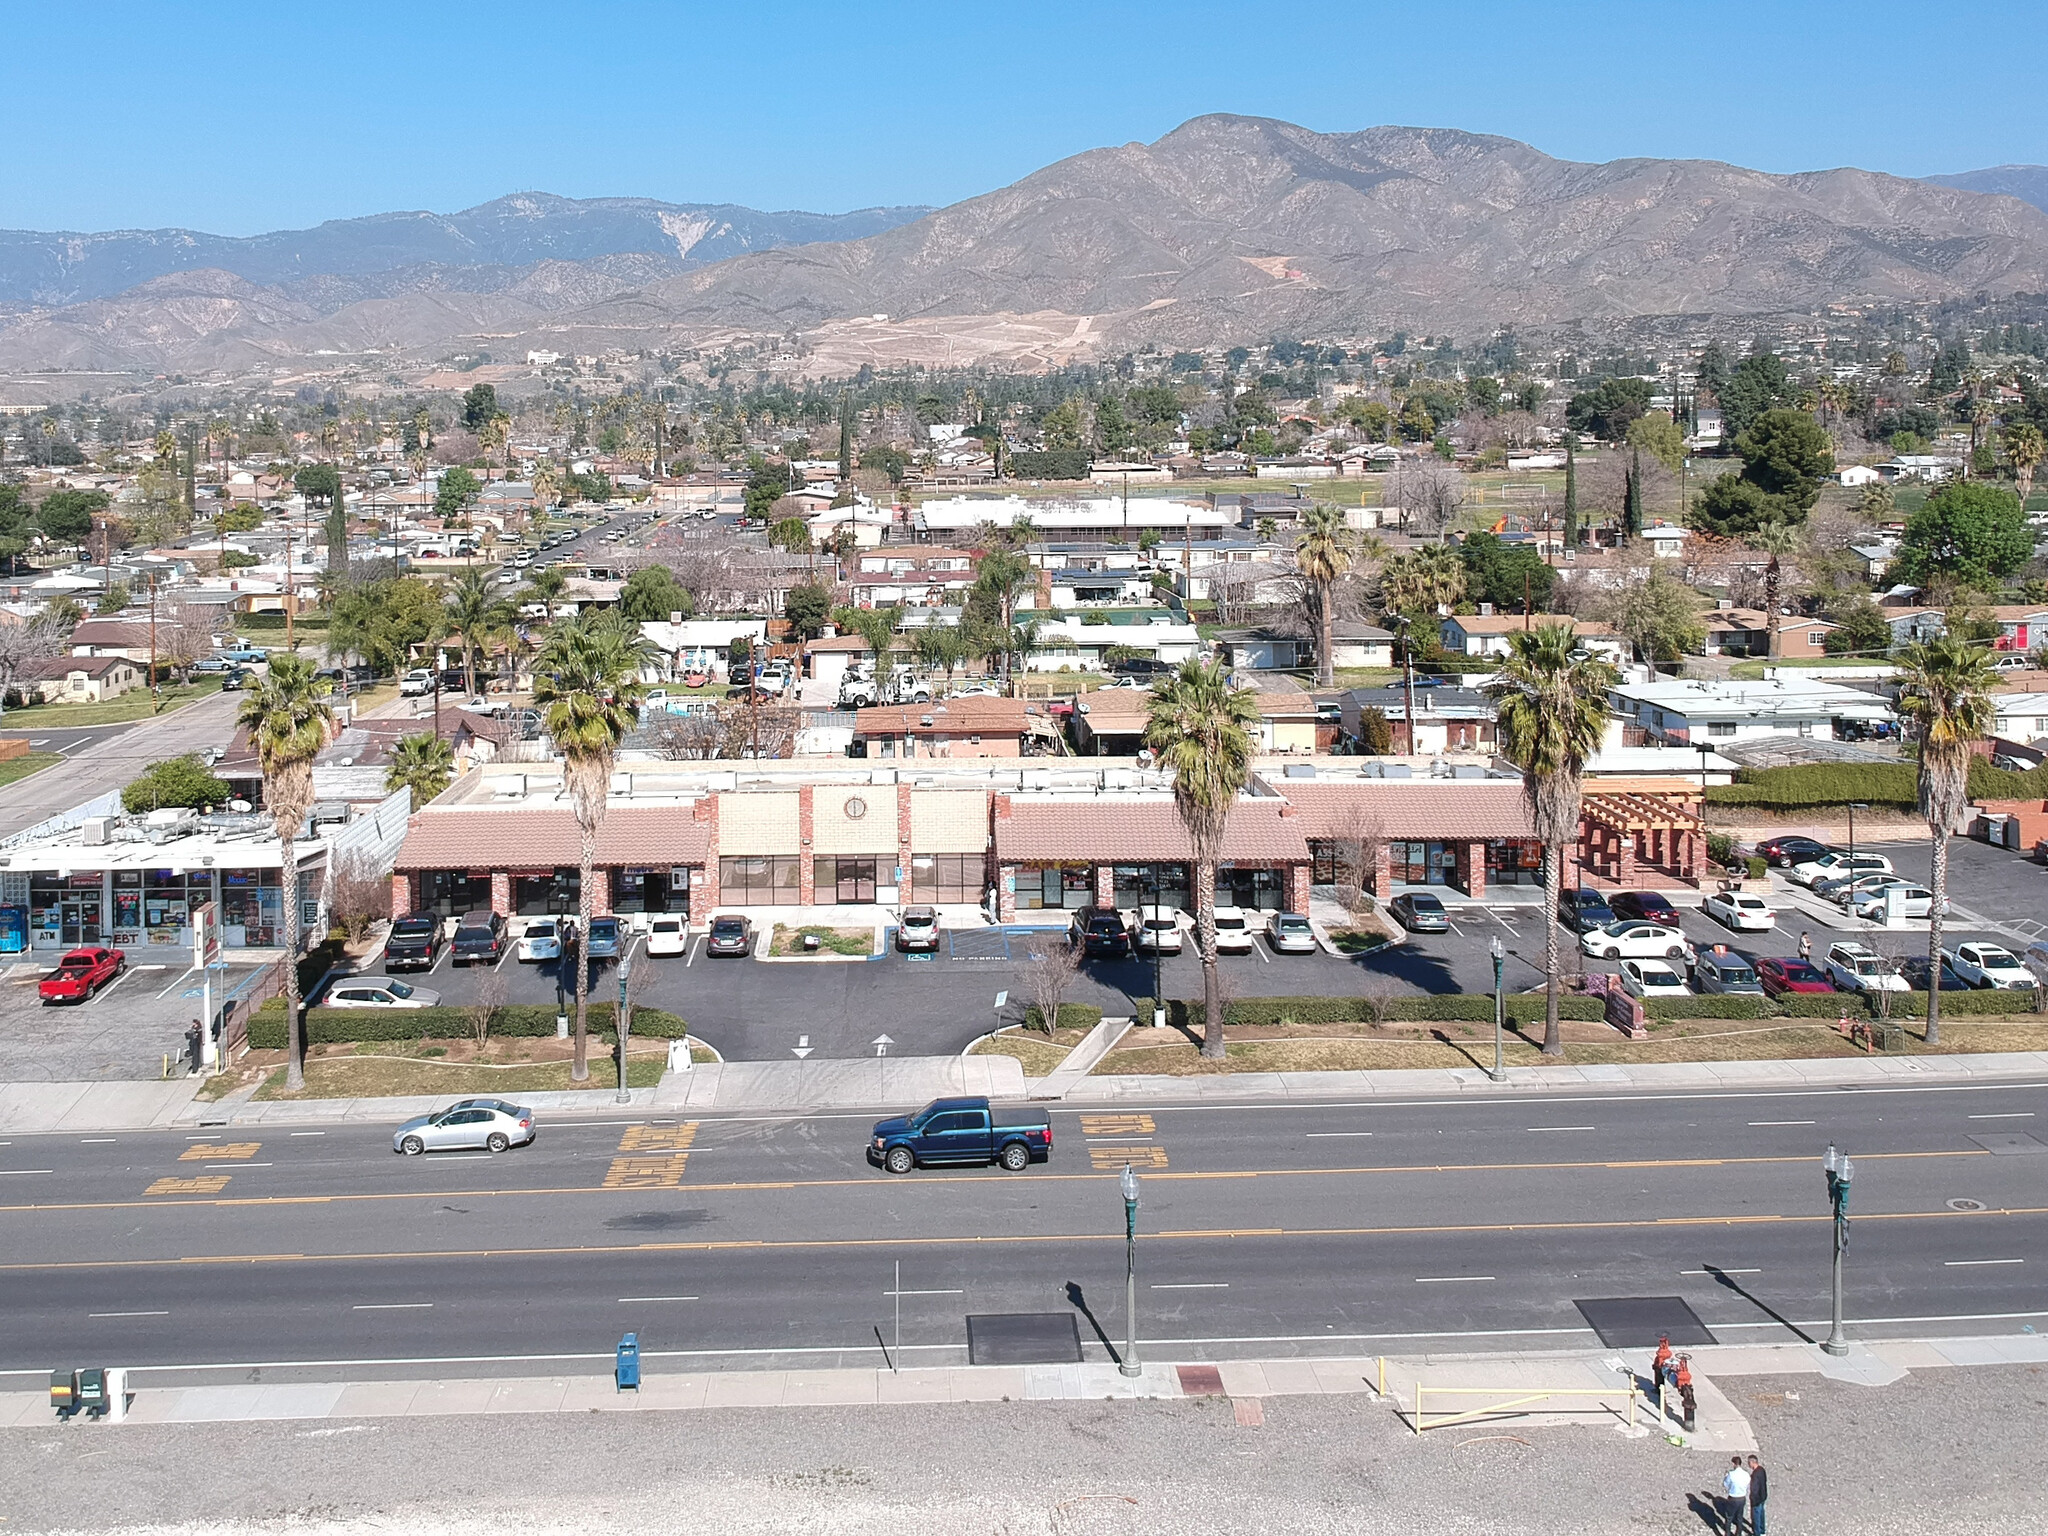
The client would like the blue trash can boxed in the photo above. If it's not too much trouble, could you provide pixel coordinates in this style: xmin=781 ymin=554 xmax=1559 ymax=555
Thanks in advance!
xmin=615 ymin=1333 xmax=640 ymax=1392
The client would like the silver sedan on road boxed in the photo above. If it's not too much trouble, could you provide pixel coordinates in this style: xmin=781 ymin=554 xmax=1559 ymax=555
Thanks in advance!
xmin=392 ymin=1101 xmax=537 ymax=1155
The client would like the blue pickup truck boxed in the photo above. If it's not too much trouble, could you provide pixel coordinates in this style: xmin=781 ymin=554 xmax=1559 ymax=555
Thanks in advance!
xmin=868 ymin=1096 xmax=1053 ymax=1174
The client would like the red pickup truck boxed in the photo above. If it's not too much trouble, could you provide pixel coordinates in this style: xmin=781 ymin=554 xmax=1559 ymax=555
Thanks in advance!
xmin=39 ymin=947 xmax=126 ymax=1005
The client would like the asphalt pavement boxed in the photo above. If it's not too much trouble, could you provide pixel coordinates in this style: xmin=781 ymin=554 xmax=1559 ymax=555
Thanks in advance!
xmin=0 ymin=691 xmax=240 ymax=837
xmin=1 ymin=1078 xmax=2041 ymax=1382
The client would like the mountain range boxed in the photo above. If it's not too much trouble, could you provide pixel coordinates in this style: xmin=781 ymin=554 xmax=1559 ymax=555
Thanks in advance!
xmin=3 ymin=118 xmax=2047 ymax=378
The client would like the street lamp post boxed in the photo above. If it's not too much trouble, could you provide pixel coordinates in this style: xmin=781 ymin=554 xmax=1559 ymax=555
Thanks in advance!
xmin=1822 ymin=1143 xmax=1854 ymax=1356
xmin=614 ymin=953 xmax=632 ymax=1104
xmin=1148 ymin=866 xmax=1165 ymax=1030
xmin=1119 ymin=1164 xmax=1141 ymax=1378
xmin=1488 ymin=935 xmax=1507 ymax=1082
xmin=1695 ymin=742 xmax=1714 ymax=799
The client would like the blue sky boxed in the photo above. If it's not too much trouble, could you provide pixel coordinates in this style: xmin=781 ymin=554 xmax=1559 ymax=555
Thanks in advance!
xmin=6 ymin=0 xmax=2046 ymax=235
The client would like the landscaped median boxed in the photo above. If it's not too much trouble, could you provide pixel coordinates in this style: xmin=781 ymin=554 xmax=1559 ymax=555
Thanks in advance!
xmin=195 ymin=998 xmax=711 ymax=1101
xmin=969 ymin=990 xmax=2048 ymax=1077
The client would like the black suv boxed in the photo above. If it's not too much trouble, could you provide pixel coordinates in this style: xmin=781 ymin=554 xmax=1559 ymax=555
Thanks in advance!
xmin=449 ymin=910 xmax=507 ymax=965
xmin=385 ymin=911 xmax=442 ymax=971
xmin=1069 ymin=906 xmax=1131 ymax=959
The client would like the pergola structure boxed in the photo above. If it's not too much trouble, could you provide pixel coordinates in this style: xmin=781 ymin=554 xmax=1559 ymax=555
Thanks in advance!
xmin=1577 ymin=790 xmax=1706 ymax=888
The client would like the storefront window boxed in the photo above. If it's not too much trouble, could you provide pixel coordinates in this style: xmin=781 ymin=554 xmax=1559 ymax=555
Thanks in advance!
xmin=821 ymin=857 xmax=876 ymax=903
xmin=1016 ymin=862 xmax=1092 ymax=911
xmin=514 ymin=869 xmax=579 ymax=915
xmin=1111 ymin=863 xmax=1189 ymax=910
xmin=220 ymin=868 xmax=282 ymax=947
xmin=1216 ymin=865 xmax=1283 ymax=911
xmin=423 ymin=870 xmax=494 ymax=916
xmin=1388 ymin=841 xmax=1453 ymax=887
xmin=1485 ymin=839 xmax=1544 ymax=887
xmin=911 ymin=853 xmax=982 ymax=904
xmin=111 ymin=870 xmax=143 ymax=943
xmin=719 ymin=856 xmax=801 ymax=905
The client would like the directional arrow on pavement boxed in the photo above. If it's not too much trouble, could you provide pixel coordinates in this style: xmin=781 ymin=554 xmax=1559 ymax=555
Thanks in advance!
xmin=873 ymin=1034 xmax=893 ymax=1057
xmin=792 ymin=1033 xmax=812 ymax=1060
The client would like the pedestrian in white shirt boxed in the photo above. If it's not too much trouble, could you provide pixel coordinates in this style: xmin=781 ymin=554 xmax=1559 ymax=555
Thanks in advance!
xmin=1720 ymin=1456 xmax=1752 ymax=1535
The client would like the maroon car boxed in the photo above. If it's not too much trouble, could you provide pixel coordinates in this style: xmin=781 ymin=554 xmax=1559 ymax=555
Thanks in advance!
xmin=39 ymin=946 xmax=126 ymax=1005
xmin=1755 ymin=955 xmax=1835 ymax=996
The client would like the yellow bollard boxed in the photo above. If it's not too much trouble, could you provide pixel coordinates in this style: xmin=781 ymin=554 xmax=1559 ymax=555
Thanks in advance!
xmin=1378 ymin=1356 xmax=1386 ymax=1396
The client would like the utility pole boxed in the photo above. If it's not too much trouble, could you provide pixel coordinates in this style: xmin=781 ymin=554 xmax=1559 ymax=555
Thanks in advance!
xmin=147 ymin=571 xmax=158 ymax=712
xmin=283 ymin=512 xmax=295 ymax=650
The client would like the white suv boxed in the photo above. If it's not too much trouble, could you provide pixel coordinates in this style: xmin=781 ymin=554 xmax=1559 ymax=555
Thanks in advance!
xmin=1210 ymin=905 xmax=1255 ymax=955
xmin=1824 ymin=941 xmax=1908 ymax=994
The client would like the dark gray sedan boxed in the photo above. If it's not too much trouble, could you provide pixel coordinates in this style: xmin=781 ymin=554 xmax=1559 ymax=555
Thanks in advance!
xmin=1388 ymin=892 xmax=1450 ymax=933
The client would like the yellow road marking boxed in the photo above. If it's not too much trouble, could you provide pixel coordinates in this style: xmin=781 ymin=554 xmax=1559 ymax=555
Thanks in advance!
xmin=1090 ymin=1145 xmax=1169 ymax=1170
xmin=181 ymin=1142 xmax=260 ymax=1162
xmin=0 ymin=1148 xmax=1991 ymax=1217
xmin=602 ymin=1154 xmax=692 ymax=1190
xmin=1080 ymin=1114 xmax=1155 ymax=1136
xmin=3 ymin=1203 xmax=2042 ymax=1274
xmin=145 ymin=1176 xmax=231 ymax=1196
xmin=619 ymin=1124 xmax=697 ymax=1153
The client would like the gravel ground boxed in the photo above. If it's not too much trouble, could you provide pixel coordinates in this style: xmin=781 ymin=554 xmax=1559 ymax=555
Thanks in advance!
xmin=3 ymin=1365 xmax=2043 ymax=1534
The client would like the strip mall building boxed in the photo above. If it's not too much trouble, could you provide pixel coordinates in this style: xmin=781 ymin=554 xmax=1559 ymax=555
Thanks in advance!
xmin=389 ymin=760 xmax=1711 ymax=922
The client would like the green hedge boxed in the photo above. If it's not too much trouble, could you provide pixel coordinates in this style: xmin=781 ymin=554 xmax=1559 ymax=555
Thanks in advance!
xmin=248 ymin=1001 xmax=690 ymax=1048
xmin=1160 ymin=994 xmax=1606 ymax=1027
xmin=1883 ymin=989 xmax=2045 ymax=1020
xmin=1023 ymin=1003 xmax=1104 ymax=1031
xmin=1706 ymin=759 xmax=2048 ymax=811
xmin=1642 ymin=995 xmax=1777 ymax=1021
xmin=1008 ymin=449 xmax=1092 ymax=482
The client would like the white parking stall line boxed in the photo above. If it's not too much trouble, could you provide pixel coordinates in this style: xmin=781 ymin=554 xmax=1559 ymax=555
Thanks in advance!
xmin=1415 ymin=1275 xmax=1496 ymax=1284
xmin=1152 ymin=1283 xmax=1230 ymax=1290
xmin=89 ymin=1311 xmax=169 ymax=1319
xmin=155 ymin=967 xmax=201 ymax=1000
xmin=883 ymin=1289 xmax=965 ymax=1297
xmin=1305 ymin=1131 xmax=1373 ymax=1138
xmin=1968 ymin=1113 xmax=2034 ymax=1120
xmin=617 ymin=1296 xmax=699 ymax=1303
xmin=1681 ymin=1268 xmax=1761 ymax=1277
xmin=1944 ymin=1259 xmax=2023 ymax=1267
xmin=352 ymin=1303 xmax=434 ymax=1311
xmin=1749 ymin=1120 xmax=1816 ymax=1127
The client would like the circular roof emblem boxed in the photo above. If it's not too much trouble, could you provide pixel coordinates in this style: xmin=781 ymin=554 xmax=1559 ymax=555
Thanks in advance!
xmin=844 ymin=796 xmax=867 ymax=820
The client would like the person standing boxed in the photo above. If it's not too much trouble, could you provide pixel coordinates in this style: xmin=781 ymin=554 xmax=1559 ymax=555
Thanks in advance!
xmin=1720 ymin=1456 xmax=1751 ymax=1535
xmin=1798 ymin=930 xmax=1813 ymax=964
xmin=1747 ymin=1454 xmax=1769 ymax=1536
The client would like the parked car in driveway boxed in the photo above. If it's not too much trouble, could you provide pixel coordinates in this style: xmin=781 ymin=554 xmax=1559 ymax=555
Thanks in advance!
xmin=895 ymin=906 xmax=941 ymax=952
xmin=1608 ymin=890 xmax=1680 ymax=924
xmin=1703 ymin=890 xmax=1777 ymax=931
xmin=1823 ymin=941 xmax=1909 ymax=994
xmin=1389 ymin=892 xmax=1451 ymax=933
xmin=1619 ymin=960 xmax=1692 ymax=999
xmin=1755 ymin=835 xmax=1831 ymax=869
xmin=1790 ymin=851 xmax=1893 ymax=888
xmin=1851 ymin=885 xmax=1941 ymax=921
xmin=1756 ymin=955 xmax=1835 ymax=996
xmin=516 ymin=918 xmax=563 ymax=963
xmin=705 ymin=914 xmax=754 ymax=957
xmin=449 ymin=911 xmax=505 ymax=964
xmin=1581 ymin=921 xmax=1694 ymax=961
xmin=1691 ymin=946 xmax=1766 ymax=995
xmin=1944 ymin=942 xmax=2037 ymax=990
xmin=1265 ymin=912 xmax=1317 ymax=954
xmin=1816 ymin=871 xmax=1908 ymax=905
xmin=1133 ymin=905 xmax=1184 ymax=954
xmin=383 ymin=911 xmax=441 ymax=971
xmin=38 ymin=946 xmax=125 ymax=1005
xmin=1561 ymin=888 xmax=1617 ymax=932
xmin=1210 ymin=905 xmax=1256 ymax=954
xmin=644 ymin=916 xmax=688 ymax=957
xmin=392 ymin=1101 xmax=535 ymax=1155
xmin=326 ymin=976 xmax=441 ymax=1008
xmin=1069 ymin=906 xmax=1131 ymax=959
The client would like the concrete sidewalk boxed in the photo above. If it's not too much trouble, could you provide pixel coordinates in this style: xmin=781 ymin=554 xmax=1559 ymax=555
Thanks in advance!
xmin=11 ymin=1334 xmax=2040 ymax=1438
xmin=0 ymin=1078 xmax=200 ymax=1133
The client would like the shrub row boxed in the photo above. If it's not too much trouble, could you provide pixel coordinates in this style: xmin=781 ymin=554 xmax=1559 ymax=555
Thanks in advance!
xmin=1138 ymin=990 xmax=2046 ymax=1031
xmin=247 ymin=1001 xmax=690 ymax=1049
xmin=1705 ymin=759 xmax=2048 ymax=812
xmin=1022 ymin=1003 xmax=1105 ymax=1032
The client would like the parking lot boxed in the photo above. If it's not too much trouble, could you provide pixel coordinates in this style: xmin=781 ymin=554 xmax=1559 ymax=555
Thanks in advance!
xmin=0 ymin=948 xmax=271 ymax=1081
xmin=343 ymin=832 xmax=2041 ymax=1063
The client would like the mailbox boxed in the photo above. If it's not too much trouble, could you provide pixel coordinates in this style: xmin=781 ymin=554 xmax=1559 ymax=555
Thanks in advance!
xmin=50 ymin=1369 xmax=76 ymax=1418
xmin=76 ymin=1367 xmax=106 ymax=1416
xmin=615 ymin=1332 xmax=640 ymax=1392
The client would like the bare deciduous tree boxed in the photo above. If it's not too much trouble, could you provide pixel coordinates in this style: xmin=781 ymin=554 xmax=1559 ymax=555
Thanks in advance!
xmin=464 ymin=962 xmax=508 ymax=1046
xmin=1022 ymin=939 xmax=1083 ymax=1035
xmin=1385 ymin=459 xmax=1467 ymax=540
xmin=652 ymin=701 xmax=800 ymax=760
xmin=324 ymin=853 xmax=391 ymax=942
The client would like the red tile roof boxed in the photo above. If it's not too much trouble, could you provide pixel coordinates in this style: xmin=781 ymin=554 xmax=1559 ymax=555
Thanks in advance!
xmin=856 ymin=698 xmax=1029 ymax=737
xmin=995 ymin=800 xmax=1310 ymax=863
xmin=1274 ymin=781 xmax=1535 ymax=840
xmin=396 ymin=805 xmax=710 ymax=871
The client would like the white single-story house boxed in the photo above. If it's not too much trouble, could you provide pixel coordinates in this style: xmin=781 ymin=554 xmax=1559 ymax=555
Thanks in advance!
xmin=1606 ymin=677 xmax=1894 ymax=747
xmin=1439 ymin=614 xmax=1630 ymax=664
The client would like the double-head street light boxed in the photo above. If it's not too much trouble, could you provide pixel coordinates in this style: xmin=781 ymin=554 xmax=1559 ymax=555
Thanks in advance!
xmin=1119 ymin=1163 xmax=1141 ymax=1378
xmin=1822 ymin=1143 xmax=1854 ymax=1357
xmin=614 ymin=953 xmax=633 ymax=1104
xmin=1488 ymin=935 xmax=1507 ymax=1083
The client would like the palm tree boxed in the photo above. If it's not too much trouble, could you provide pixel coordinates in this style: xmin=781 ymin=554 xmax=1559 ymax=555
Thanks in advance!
xmin=1379 ymin=544 xmax=1467 ymax=617
xmin=444 ymin=570 xmax=507 ymax=695
xmin=1894 ymin=637 xmax=1996 ymax=1045
xmin=386 ymin=733 xmax=455 ymax=807
xmin=237 ymin=655 xmax=335 ymax=1091
xmin=478 ymin=416 xmax=509 ymax=470
xmin=1749 ymin=520 xmax=1802 ymax=657
xmin=2006 ymin=422 xmax=2046 ymax=506
xmin=1145 ymin=659 xmax=1260 ymax=1058
xmin=915 ymin=624 xmax=966 ymax=689
xmin=524 ymin=565 xmax=569 ymax=623
xmin=532 ymin=612 xmax=650 ymax=1080
xmin=1486 ymin=625 xmax=1617 ymax=1056
xmin=1294 ymin=506 xmax=1358 ymax=688
xmin=531 ymin=462 xmax=561 ymax=516
xmin=836 ymin=605 xmax=900 ymax=674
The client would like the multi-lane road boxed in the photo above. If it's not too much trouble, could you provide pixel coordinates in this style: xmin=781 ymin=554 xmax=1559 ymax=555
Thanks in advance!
xmin=1 ymin=1078 xmax=2041 ymax=1385
xmin=0 ymin=691 xmax=240 ymax=838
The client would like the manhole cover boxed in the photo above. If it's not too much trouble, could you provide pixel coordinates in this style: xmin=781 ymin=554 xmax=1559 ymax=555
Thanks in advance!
xmin=1969 ymin=1133 xmax=2048 ymax=1155
xmin=1574 ymin=1296 xmax=1717 ymax=1348
xmin=1948 ymin=1198 xmax=1988 ymax=1212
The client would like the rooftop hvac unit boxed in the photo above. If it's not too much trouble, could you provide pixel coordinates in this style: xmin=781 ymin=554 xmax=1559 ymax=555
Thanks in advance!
xmin=80 ymin=816 xmax=114 ymax=846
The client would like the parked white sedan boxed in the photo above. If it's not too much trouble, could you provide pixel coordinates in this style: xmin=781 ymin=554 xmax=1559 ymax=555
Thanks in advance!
xmin=517 ymin=919 xmax=563 ymax=962
xmin=1619 ymin=960 xmax=1692 ymax=999
xmin=1581 ymin=921 xmax=1694 ymax=962
xmin=325 ymin=976 xmax=441 ymax=1009
xmin=644 ymin=916 xmax=689 ymax=957
xmin=1944 ymin=942 xmax=2037 ymax=990
xmin=1703 ymin=890 xmax=1777 ymax=931
xmin=1789 ymin=851 xmax=1893 ymax=888
xmin=1210 ymin=905 xmax=1256 ymax=955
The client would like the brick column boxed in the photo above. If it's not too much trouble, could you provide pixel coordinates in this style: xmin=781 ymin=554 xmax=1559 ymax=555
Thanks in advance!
xmin=1372 ymin=850 xmax=1393 ymax=900
xmin=390 ymin=872 xmax=413 ymax=919
xmin=1286 ymin=861 xmax=1311 ymax=913
xmin=896 ymin=782 xmax=914 ymax=902
xmin=797 ymin=785 xmax=816 ymax=905
xmin=694 ymin=796 xmax=721 ymax=915
xmin=1094 ymin=863 xmax=1116 ymax=908
xmin=1465 ymin=840 xmax=1487 ymax=898
xmin=490 ymin=870 xmax=512 ymax=916
xmin=590 ymin=870 xmax=612 ymax=916
xmin=997 ymin=864 xmax=1019 ymax=922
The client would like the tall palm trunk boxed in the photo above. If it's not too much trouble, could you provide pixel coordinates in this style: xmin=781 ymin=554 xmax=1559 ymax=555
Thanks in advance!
xmin=1927 ymin=822 xmax=1950 ymax=1047
xmin=574 ymin=823 xmax=594 ymax=1080
xmin=1540 ymin=837 xmax=1563 ymax=1055
xmin=1315 ymin=580 xmax=1335 ymax=689
xmin=280 ymin=833 xmax=304 ymax=1090
xmin=1194 ymin=856 xmax=1222 ymax=1058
